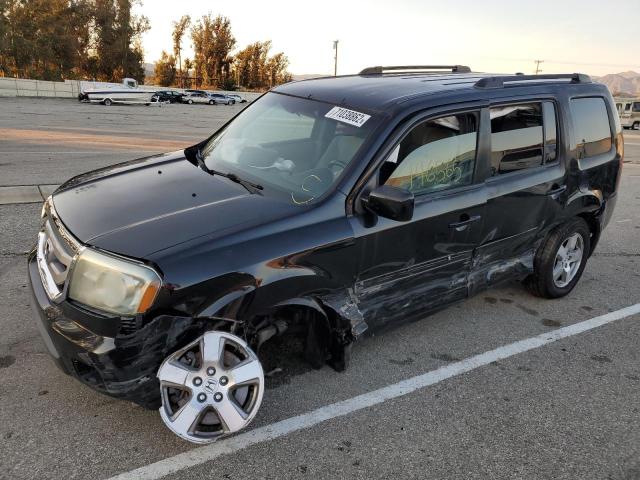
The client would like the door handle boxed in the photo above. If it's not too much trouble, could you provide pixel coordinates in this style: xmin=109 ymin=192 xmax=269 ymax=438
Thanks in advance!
xmin=449 ymin=214 xmax=481 ymax=231
xmin=546 ymin=184 xmax=567 ymax=197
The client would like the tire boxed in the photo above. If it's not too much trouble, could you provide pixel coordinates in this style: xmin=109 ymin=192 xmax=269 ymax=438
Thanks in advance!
xmin=103 ymin=98 xmax=112 ymax=106
xmin=188 ymin=99 xmax=193 ymax=104
xmin=230 ymin=100 xmax=235 ymax=105
xmin=633 ymin=122 xmax=639 ymax=130
xmin=526 ymin=217 xmax=591 ymax=298
xmin=157 ymin=331 xmax=264 ymax=443
xmin=209 ymin=99 xmax=215 ymax=105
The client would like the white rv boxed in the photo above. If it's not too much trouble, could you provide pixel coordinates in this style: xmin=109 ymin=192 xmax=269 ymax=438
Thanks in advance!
xmin=614 ymin=97 xmax=640 ymax=129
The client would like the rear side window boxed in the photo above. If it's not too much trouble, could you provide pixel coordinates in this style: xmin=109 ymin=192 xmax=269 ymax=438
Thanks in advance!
xmin=633 ymin=102 xmax=640 ymax=112
xmin=570 ymin=98 xmax=612 ymax=158
xmin=382 ymin=113 xmax=478 ymax=196
xmin=490 ymin=103 xmax=543 ymax=175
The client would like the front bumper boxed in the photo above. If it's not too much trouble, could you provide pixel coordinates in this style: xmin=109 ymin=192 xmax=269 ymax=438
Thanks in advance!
xmin=28 ymin=250 xmax=199 ymax=409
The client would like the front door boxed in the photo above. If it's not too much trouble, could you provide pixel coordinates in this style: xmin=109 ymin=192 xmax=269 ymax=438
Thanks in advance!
xmin=350 ymin=109 xmax=487 ymax=331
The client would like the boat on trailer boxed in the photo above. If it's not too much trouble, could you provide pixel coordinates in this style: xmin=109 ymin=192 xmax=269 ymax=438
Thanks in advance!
xmin=79 ymin=78 xmax=155 ymax=106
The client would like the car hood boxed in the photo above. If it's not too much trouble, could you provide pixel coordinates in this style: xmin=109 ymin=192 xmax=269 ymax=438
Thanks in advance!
xmin=52 ymin=151 xmax=298 ymax=258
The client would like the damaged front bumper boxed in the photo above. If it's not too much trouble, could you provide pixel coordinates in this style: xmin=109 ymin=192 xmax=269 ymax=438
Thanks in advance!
xmin=28 ymin=251 xmax=201 ymax=409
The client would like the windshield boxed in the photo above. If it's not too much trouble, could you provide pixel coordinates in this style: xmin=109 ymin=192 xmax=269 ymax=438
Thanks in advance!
xmin=201 ymin=92 xmax=380 ymax=204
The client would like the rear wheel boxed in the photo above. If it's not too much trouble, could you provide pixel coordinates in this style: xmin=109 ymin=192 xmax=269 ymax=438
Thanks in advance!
xmin=209 ymin=99 xmax=215 ymax=105
xmin=188 ymin=99 xmax=193 ymax=104
xmin=103 ymin=98 xmax=112 ymax=106
xmin=526 ymin=217 xmax=591 ymax=298
xmin=157 ymin=331 xmax=264 ymax=444
xmin=633 ymin=121 xmax=639 ymax=130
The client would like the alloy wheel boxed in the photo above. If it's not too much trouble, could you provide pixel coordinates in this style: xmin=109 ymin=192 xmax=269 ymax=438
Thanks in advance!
xmin=157 ymin=331 xmax=264 ymax=444
xmin=552 ymin=232 xmax=584 ymax=288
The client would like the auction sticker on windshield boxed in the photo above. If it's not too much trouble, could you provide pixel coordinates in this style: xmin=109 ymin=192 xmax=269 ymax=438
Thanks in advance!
xmin=325 ymin=106 xmax=371 ymax=127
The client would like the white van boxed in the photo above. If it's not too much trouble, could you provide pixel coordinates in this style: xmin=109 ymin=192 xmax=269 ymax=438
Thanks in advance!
xmin=615 ymin=97 xmax=640 ymax=129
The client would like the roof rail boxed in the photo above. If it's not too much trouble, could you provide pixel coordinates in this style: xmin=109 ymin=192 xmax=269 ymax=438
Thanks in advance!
xmin=474 ymin=73 xmax=591 ymax=89
xmin=359 ymin=65 xmax=472 ymax=75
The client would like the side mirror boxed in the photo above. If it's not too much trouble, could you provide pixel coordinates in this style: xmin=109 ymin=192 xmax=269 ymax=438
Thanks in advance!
xmin=365 ymin=185 xmax=414 ymax=222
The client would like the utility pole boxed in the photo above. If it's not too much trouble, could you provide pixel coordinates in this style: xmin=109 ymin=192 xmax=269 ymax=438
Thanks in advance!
xmin=333 ymin=40 xmax=339 ymax=76
xmin=534 ymin=59 xmax=544 ymax=75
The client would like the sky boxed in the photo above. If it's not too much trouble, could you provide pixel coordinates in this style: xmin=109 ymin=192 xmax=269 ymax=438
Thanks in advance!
xmin=137 ymin=0 xmax=639 ymax=77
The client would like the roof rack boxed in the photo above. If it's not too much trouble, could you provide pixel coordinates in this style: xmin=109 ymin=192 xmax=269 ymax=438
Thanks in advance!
xmin=359 ymin=65 xmax=472 ymax=75
xmin=474 ymin=73 xmax=591 ymax=89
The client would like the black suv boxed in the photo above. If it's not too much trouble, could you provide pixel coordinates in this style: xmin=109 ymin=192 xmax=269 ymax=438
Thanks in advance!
xmin=29 ymin=65 xmax=623 ymax=444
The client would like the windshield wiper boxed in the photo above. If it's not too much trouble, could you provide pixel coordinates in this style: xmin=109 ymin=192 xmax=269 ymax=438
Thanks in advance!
xmin=195 ymin=149 xmax=264 ymax=194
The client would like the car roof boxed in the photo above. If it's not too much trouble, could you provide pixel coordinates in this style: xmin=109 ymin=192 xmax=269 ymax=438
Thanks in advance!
xmin=272 ymin=71 xmax=605 ymax=115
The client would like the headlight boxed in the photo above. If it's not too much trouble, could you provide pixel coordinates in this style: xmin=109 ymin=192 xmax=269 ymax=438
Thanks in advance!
xmin=68 ymin=248 xmax=161 ymax=316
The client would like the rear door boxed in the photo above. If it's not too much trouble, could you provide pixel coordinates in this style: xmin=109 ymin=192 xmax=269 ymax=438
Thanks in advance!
xmin=473 ymin=99 xmax=564 ymax=291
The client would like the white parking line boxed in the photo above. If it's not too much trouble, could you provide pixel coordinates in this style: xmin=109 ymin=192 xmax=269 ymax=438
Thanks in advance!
xmin=107 ymin=303 xmax=640 ymax=480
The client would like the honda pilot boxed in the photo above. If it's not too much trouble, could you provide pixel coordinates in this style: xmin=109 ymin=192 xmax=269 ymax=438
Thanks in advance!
xmin=29 ymin=65 xmax=623 ymax=444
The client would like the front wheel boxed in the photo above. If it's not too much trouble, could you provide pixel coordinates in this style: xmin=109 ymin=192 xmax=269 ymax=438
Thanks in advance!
xmin=188 ymin=99 xmax=193 ymax=104
xmin=157 ymin=330 xmax=264 ymax=444
xmin=103 ymin=98 xmax=112 ymax=106
xmin=633 ymin=122 xmax=639 ymax=130
xmin=209 ymin=100 xmax=215 ymax=105
xmin=526 ymin=217 xmax=591 ymax=298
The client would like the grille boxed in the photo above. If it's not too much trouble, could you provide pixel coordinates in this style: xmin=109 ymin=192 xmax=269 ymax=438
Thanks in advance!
xmin=37 ymin=201 xmax=81 ymax=300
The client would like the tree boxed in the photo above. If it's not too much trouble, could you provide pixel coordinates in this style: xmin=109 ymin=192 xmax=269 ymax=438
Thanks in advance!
xmin=191 ymin=14 xmax=235 ymax=87
xmin=1 ymin=0 xmax=92 ymax=80
xmin=89 ymin=0 xmax=149 ymax=82
xmin=172 ymin=15 xmax=190 ymax=87
xmin=0 ymin=1 xmax=7 ymax=76
xmin=233 ymin=41 xmax=291 ymax=90
xmin=182 ymin=57 xmax=193 ymax=87
xmin=266 ymin=52 xmax=290 ymax=87
xmin=154 ymin=50 xmax=176 ymax=86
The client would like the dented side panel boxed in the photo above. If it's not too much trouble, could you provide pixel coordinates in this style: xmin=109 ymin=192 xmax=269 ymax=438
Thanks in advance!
xmin=348 ymin=184 xmax=487 ymax=330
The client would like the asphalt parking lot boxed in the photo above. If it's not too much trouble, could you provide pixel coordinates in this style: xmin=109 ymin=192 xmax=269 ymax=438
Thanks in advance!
xmin=1 ymin=97 xmax=640 ymax=480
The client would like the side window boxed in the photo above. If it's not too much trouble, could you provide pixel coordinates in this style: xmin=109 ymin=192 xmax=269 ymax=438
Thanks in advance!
xmin=490 ymin=103 xmax=543 ymax=175
xmin=633 ymin=102 xmax=640 ymax=112
xmin=570 ymin=97 xmax=612 ymax=158
xmin=624 ymin=103 xmax=631 ymax=111
xmin=382 ymin=113 xmax=477 ymax=196
xmin=615 ymin=103 xmax=622 ymax=112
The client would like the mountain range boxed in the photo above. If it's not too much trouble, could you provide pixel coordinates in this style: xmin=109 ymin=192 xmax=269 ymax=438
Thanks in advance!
xmin=593 ymin=71 xmax=640 ymax=97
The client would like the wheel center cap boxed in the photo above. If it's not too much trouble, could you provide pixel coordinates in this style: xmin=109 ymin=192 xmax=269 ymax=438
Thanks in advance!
xmin=204 ymin=378 xmax=218 ymax=394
